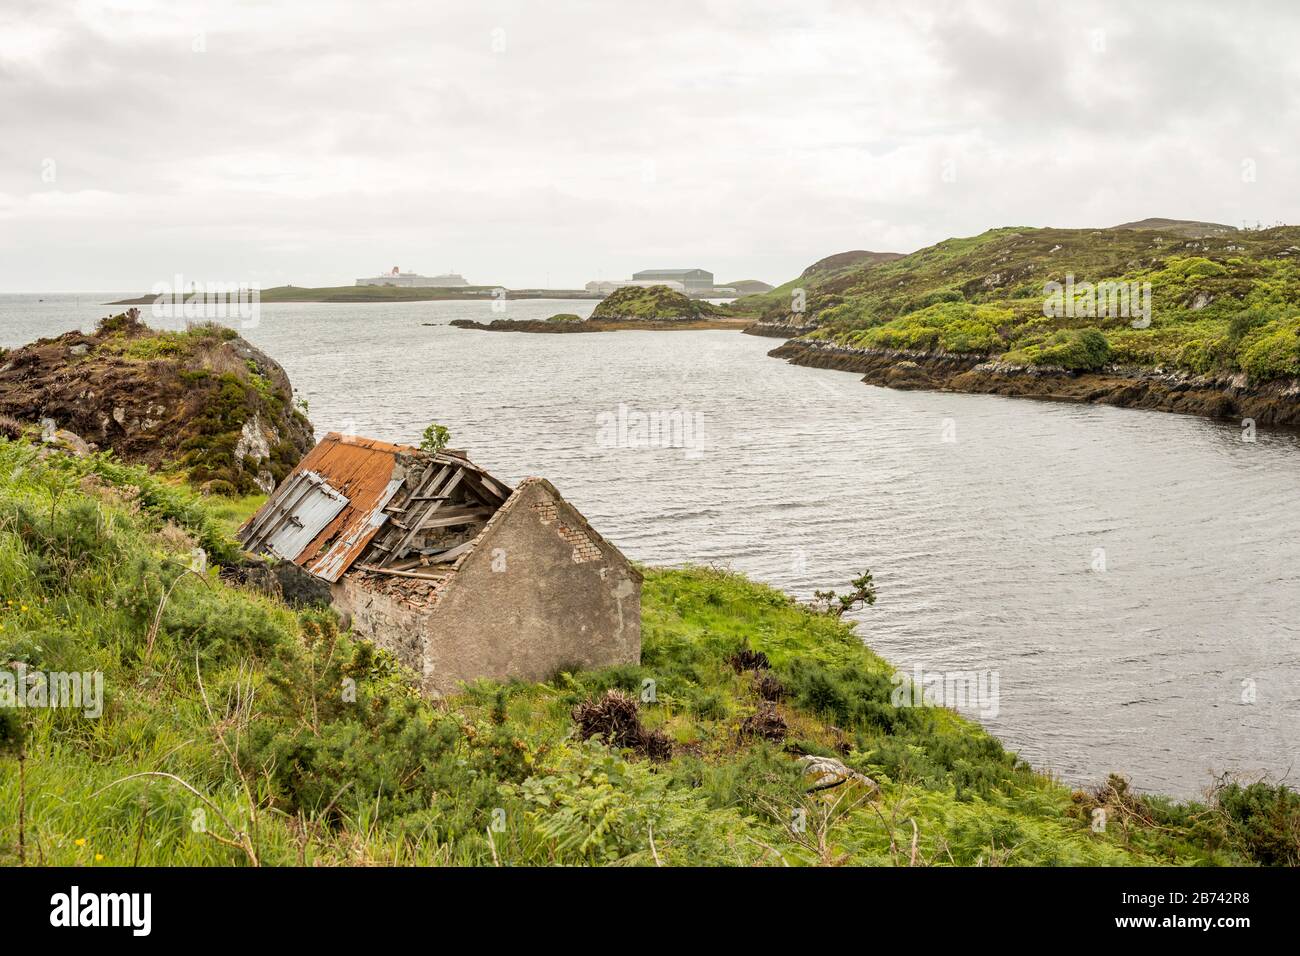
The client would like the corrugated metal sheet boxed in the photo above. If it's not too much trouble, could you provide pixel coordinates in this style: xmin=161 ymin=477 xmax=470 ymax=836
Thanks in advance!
xmin=239 ymin=432 xmax=419 ymax=582
xmin=307 ymin=476 xmax=403 ymax=580
xmin=263 ymin=471 xmax=348 ymax=560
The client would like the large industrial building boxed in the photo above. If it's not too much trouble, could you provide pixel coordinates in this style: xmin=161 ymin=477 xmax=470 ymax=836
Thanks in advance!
xmin=356 ymin=267 xmax=469 ymax=288
xmin=631 ymin=268 xmax=714 ymax=292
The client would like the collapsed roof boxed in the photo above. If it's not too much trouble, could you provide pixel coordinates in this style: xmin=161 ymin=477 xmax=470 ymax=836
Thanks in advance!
xmin=238 ymin=432 xmax=514 ymax=583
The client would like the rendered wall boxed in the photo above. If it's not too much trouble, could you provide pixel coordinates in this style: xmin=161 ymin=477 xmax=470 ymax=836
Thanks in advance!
xmin=332 ymin=479 xmax=641 ymax=697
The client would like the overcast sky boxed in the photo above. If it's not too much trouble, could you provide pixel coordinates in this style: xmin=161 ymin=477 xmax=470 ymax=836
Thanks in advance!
xmin=2 ymin=0 xmax=1297 ymax=292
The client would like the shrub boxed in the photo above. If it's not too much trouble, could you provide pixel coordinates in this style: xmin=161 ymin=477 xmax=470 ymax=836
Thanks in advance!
xmin=1237 ymin=317 xmax=1300 ymax=381
xmin=420 ymin=422 xmax=451 ymax=452
xmin=727 ymin=647 xmax=770 ymax=672
xmin=507 ymin=740 xmax=752 ymax=865
xmin=1012 ymin=327 xmax=1112 ymax=370
xmin=779 ymin=658 xmax=915 ymax=734
xmin=571 ymin=689 xmax=672 ymax=760
xmin=1217 ymin=781 xmax=1300 ymax=865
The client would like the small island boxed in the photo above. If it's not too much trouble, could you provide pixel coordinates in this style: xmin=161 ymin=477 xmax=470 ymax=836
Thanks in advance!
xmin=450 ymin=284 xmax=754 ymax=333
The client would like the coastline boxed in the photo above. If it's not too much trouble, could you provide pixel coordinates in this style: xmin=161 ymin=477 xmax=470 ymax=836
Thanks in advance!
xmin=769 ymin=339 xmax=1300 ymax=426
xmin=1 ymin=317 xmax=1295 ymax=865
xmin=741 ymin=319 xmax=818 ymax=338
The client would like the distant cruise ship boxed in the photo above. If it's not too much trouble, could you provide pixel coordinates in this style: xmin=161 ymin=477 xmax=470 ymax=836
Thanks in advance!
xmin=356 ymin=267 xmax=469 ymax=288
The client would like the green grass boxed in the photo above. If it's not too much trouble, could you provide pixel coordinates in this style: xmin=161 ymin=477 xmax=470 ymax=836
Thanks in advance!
xmin=0 ymin=439 xmax=1293 ymax=866
xmin=94 ymin=323 xmax=239 ymax=362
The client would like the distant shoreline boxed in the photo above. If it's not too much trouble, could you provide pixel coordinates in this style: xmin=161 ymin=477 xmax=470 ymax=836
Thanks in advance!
xmin=449 ymin=316 xmax=756 ymax=333
xmin=107 ymin=286 xmax=741 ymax=306
xmin=108 ymin=285 xmax=606 ymax=305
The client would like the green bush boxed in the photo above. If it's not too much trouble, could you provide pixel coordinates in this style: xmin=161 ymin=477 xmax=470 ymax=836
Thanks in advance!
xmin=1237 ymin=317 xmax=1300 ymax=381
xmin=1217 ymin=781 xmax=1300 ymax=865
xmin=843 ymin=302 xmax=1007 ymax=355
xmin=505 ymin=740 xmax=756 ymax=865
xmin=1011 ymin=327 xmax=1112 ymax=370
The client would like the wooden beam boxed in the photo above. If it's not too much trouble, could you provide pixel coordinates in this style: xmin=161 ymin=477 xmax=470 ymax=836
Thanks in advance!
xmin=418 ymin=507 xmax=491 ymax=530
xmin=354 ymin=564 xmax=449 ymax=581
xmin=458 ymin=469 xmax=508 ymax=509
xmin=382 ymin=467 xmax=465 ymax=565
xmin=370 ymin=463 xmax=449 ymax=554
xmin=425 ymin=539 xmax=476 ymax=564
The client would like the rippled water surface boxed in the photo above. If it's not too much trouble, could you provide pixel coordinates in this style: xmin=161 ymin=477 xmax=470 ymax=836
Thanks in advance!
xmin=5 ymin=294 xmax=1299 ymax=797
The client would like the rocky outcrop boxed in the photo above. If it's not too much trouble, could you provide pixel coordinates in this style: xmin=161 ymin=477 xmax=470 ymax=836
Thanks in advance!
xmin=450 ymin=317 xmax=601 ymax=333
xmin=799 ymin=755 xmax=878 ymax=792
xmin=0 ymin=310 xmax=315 ymax=494
xmin=590 ymin=284 xmax=720 ymax=322
xmin=219 ymin=556 xmax=333 ymax=607
xmin=770 ymin=340 xmax=1300 ymax=426
xmin=742 ymin=318 xmax=820 ymax=339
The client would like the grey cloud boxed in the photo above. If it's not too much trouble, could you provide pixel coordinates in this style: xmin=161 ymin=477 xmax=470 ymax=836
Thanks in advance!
xmin=1 ymin=0 xmax=1296 ymax=292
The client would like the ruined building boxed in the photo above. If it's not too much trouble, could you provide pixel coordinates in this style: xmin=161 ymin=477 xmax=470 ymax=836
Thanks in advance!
xmin=238 ymin=433 xmax=641 ymax=696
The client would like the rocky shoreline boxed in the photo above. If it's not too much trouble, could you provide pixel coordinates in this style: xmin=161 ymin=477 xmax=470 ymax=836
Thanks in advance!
xmin=741 ymin=319 xmax=818 ymax=338
xmin=769 ymin=340 xmax=1300 ymax=426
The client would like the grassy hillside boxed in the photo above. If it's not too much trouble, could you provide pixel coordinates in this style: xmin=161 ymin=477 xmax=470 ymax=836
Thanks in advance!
xmin=748 ymin=224 xmax=1300 ymax=383
xmin=2 ymin=439 xmax=1295 ymax=866
xmin=721 ymin=280 xmax=775 ymax=295
xmin=1111 ymin=217 xmax=1238 ymax=238
xmin=731 ymin=250 xmax=903 ymax=321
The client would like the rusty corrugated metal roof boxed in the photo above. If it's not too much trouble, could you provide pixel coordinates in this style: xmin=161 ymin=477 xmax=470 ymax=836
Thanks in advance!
xmin=239 ymin=432 xmax=515 ymax=583
xmin=240 ymin=433 xmax=418 ymax=581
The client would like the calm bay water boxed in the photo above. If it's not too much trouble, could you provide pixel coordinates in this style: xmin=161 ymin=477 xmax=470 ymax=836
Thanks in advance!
xmin=4 ymin=293 xmax=1299 ymax=798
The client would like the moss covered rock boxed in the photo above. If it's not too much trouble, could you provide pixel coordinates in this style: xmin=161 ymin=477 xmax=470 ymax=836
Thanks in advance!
xmin=591 ymin=284 xmax=719 ymax=322
xmin=0 ymin=309 xmax=314 ymax=494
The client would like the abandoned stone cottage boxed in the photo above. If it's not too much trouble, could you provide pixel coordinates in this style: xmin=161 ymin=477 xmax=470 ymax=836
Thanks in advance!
xmin=237 ymin=433 xmax=641 ymax=696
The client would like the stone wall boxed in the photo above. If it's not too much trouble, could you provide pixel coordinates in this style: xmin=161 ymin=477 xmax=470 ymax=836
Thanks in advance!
xmin=330 ymin=576 xmax=429 ymax=679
